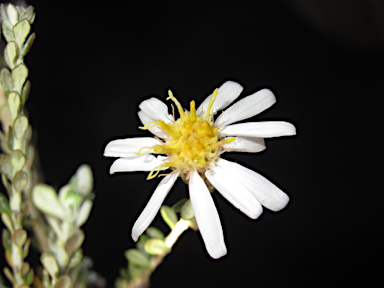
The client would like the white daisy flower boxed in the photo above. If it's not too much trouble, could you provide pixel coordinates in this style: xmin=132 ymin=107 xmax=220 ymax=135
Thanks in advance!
xmin=104 ymin=80 xmax=296 ymax=259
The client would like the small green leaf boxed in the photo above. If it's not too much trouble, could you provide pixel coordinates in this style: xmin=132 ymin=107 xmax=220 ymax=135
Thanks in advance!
xmin=11 ymin=150 xmax=25 ymax=175
xmin=160 ymin=205 xmax=178 ymax=230
xmin=1 ymin=4 xmax=11 ymax=27
xmin=21 ymin=80 xmax=31 ymax=104
xmin=68 ymin=248 xmax=83 ymax=268
xmin=13 ymin=170 xmax=28 ymax=193
xmin=1 ymin=212 xmax=13 ymax=233
xmin=2 ymin=229 xmax=12 ymax=251
xmin=11 ymin=63 xmax=28 ymax=93
xmin=6 ymin=4 xmax=18 ymax=26
xmin=41 ymin=253 xmax=59 ymax=279
xmin=22 ymin=33 xmax=35 ymax=58
xmin=4 ymin=42 xmax=18 ymax=69
xmin=2 ymin=25 xmax=14 ymax=43
xmin=8 ymin=91 xmax=21 ymax=121
xmin=12 ymin=228 xmax=27 ymax=247
xmin=180 ymin=199 xmax=195 ymax=220
xmin=13 ymin=115 xmax=28 ymax=141
xmin=144 ymin=238 xmax=170 ymax=255
xmin=32 ymin=184 xmax=67 ymax=220
xmin=0 ymin=193 xmax=11 ymax=215
xmin=64 ymin=229 xmax=84 ymax=256
xmin=0 ymin=155 xmax=13 ymax=180
xmin=22 ymin=238 xmax=30 ymax=259
xmin=172 ymin=198 xmax=188 ymax=213
xmin=13 ymin=19 xmax=30 ymax=48
xmin=146 ymin=227 xmax=164 ymax=239
xmin=125 ymin=249 xmax=150 ymax=268
xmin=76 ymin=199 xmax=93 ymax=227
xmin=53 ymin=275 xmax=72 ymax=288
xmin=0 ymin=68 xmax=14 ymax=93
xmin=70 ymin=164 xmax=93 ymax=195
xmin=19 ymin=6 xmax=35 ymax=24
xmin=24 ymin=267 xmax=34 ymax=285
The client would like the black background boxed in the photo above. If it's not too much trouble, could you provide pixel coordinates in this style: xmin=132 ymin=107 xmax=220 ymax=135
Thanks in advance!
xmin=1 ymin=0 xmax=383 ymax=287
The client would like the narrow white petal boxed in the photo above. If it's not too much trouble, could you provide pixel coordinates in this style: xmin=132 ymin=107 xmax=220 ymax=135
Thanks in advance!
xmin=131 ymin=173 xmax=179 ymax=241
xmin=109 ymin=154 xmax=165 ymax=174
xmin=197 ymin=81 xmax=243 ymax=117
xmin=215 ymin=89 xmax=276 ymax=127
xmin=104 ymin=137 xmax=161 ymax=157
xmin=206 ymin=165 xmax=263 ymax=219
xmin=220 ymin=121 xmax=296 ymax=138
xmin=189 ymin=170 xmax=227 ymax=259
xmin=222 ymin=136 xmax=266 ymax=153
xmin=217 ymin=158 xmax=289 ymax=211
xmin=138 ymin=97 xmax=172 ymax=123
xmin=138 ymin=111 xmax=169 ymax=139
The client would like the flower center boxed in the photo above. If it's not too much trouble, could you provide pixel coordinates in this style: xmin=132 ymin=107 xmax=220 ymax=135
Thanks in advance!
xmin=138 ymin=89 xmax=235 ymax=179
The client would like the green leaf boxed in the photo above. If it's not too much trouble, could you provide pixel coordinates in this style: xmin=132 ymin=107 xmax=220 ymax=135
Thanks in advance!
xmin=13 ymin=170 xmax=28 ymax=193
xmin=32 ymin=184 xmax=67 ymax=220
xmin=6 ymin=4 xmax=18 ymax=26
xmin=41 ymin=253 xmax=59 ymax=279
xmin=8 ymin=91 xmax=21 ymax=121
xmin=68 ymin=248 xmax=83 ymax=268
xmin=146 ymin=227 xmax=164 ymax=239
xmin=11 ymin=150 xmax=25 ymax=175
xmin=58 ymin=184 xmax=82 ymax=214
xmin=76 ymin=199 xmax=93 ymax=227
xmin=64 ymin=229 xmax=84 ymax=256
xmin=53 ymin=275 xmax=72 ymax=288
xmin=144 ymin=238 xmax=170 ymax=255
xmin=11 ymin=63 xmax=28 ymax=93
xmin=1 ymin=212 xmax=13 ymax=233
xmin=2 ymin=25 xmax=15 ymax=42
xmin=2 ymin=229 xmax=12 ymax=251
xmin=24 ymin=267 xmax=34 ymax=285
xmin=0 ymin=193 xmax=11 ymax=215
xmin=19 ymin=6 xmax=35 ymax=24
xmin=160 ymin=205 xmax=178 ymax=229
xmin=70 ymin=164 xmax=93 ymax=195
xmin=4 ymin=42 xmax=18 ymax=69
xmin=0 ymin=68 xmax=14 ymax=93
xmin=172 ymin=198 xmax=188 ymax=213
xmin=13 ymin=114 xmax=29 ymax=141
xmin=12 ymin=228 xmax=27 ymax=247
xmin=125 ymin=249 xmax=150 ymax=268
xmin=22 ymin=33 xmax=35 ymax=58
xmin=22 ymin=238 xmax=30 ymax=259
xmin=13 ymin=19 xmax=30 ymax=48
xmin=0 ymin=154 xmax=13 ymax=180
xmin=180 ymin=199 xmax=195 ymax=220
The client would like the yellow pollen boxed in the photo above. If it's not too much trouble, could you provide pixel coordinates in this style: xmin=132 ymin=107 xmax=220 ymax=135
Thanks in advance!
xmin=141 ymin=89 xmax=235 ymax=179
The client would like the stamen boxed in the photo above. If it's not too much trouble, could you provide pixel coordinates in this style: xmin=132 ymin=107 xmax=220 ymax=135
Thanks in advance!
xmin=205 ymin=88 xmax=218 ymax=119
xmin=215 ymin=137 xmax=237 ymax=147
xmin=167 ymin=90 xmax=185 ymax=118
xmin=139 ymin=121 xmax=159 ymax=130
xmin=136 ymin=146 xmax=155 ymax=155
xmin=190 ymin=101 xmax=196 ymax=121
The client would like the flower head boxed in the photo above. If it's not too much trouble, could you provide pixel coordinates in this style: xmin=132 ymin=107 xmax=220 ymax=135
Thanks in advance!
xmin=104 ymin=80 xmax=296 ymax=259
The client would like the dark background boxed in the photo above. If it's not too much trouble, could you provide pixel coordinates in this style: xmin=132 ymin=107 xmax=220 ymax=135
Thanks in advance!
xmin=1 ymin=0 xmax=383 ymax=287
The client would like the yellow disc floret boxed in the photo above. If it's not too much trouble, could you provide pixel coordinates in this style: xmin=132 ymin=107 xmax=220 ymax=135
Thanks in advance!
xmin=139 ymin=89 xmax=235 ymax=179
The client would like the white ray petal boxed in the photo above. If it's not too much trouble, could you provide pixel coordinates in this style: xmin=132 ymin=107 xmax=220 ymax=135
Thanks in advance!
xmin=206 ymin=165 xmax=263 ymax=219
xmin=222 ymin=136 xmax=266 ymax=153
xmin=138 ymin=111 xmax=169 ymax=139
xmin=220 ymin=121 xmax=296 ymax=138
xmin=189 ymin=170 xmax=227 ymax=259
xmin=197 ymin=81 xmax=243 ymax=117
xmin=104 ymin=137 xmax=162 ymax=157
xmin=109 ymin=154 xmax=166 ymax=174
xmin=131 ymin=173 xmax=179 ymax=241
xmin=215 ymin=88 xmax=276 ymax=127
xmin=138 ymin=97 xmax=172 ymax=123
xmin=217 ymin=158 xmax=289 ymax=211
